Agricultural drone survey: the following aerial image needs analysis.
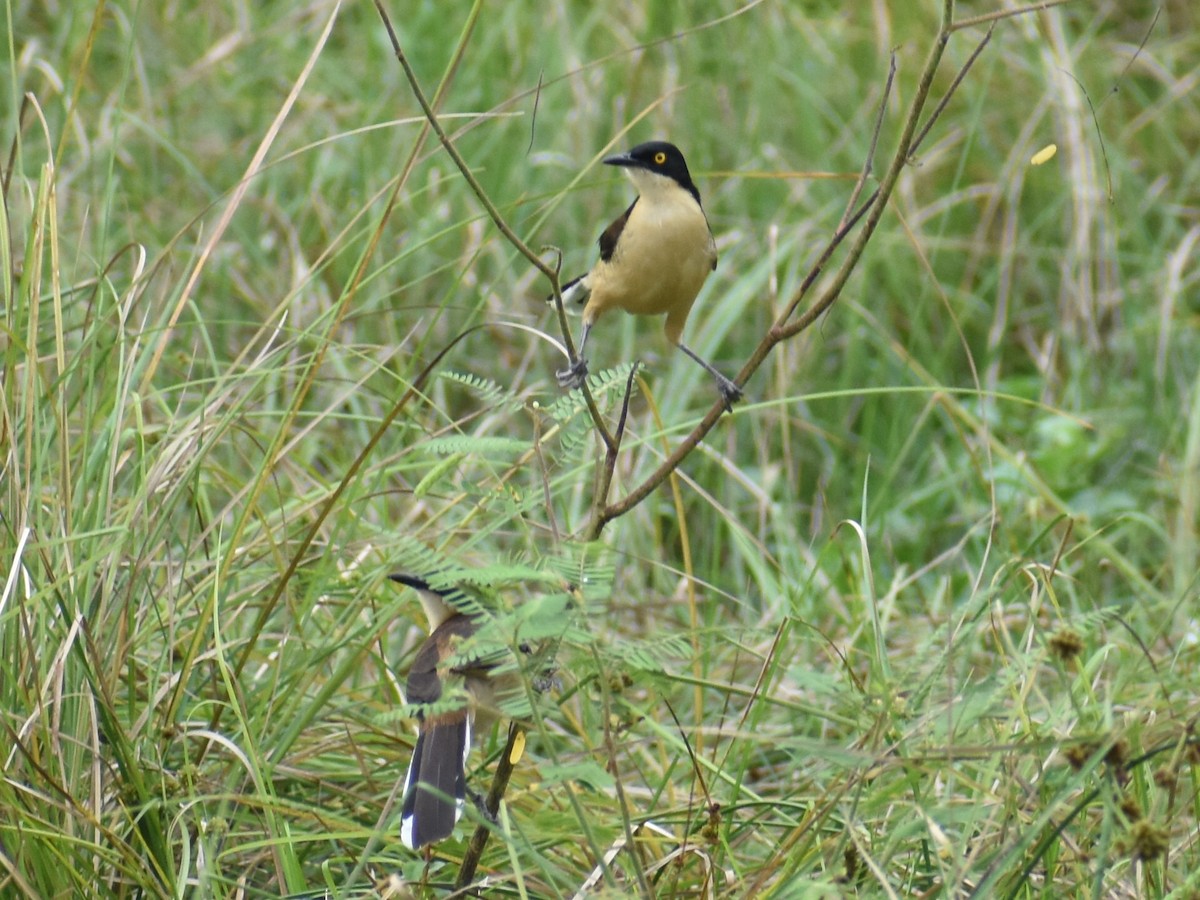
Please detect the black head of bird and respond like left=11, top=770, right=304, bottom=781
left=551, top=140, right=742, bottom=411
left=602, top=140, right=702, bottom=204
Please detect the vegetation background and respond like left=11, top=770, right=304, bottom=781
left=3, top=0, right=1198, bottom=896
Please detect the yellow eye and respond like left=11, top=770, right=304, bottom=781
left=654, top=151, right=667, bottom=164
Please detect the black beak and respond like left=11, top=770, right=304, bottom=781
left=389, top=573, right=430, bottom=591
left=602, top=150, right=638, bottom=169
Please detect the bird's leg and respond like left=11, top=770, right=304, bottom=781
left=517, top=639, right=561, bottom=692
left=466, top=785, right=499, bottom=825
left=678, top=341, right=743, bottom=413
left=556, top=322, right=591, bottom=389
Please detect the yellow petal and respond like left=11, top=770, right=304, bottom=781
left=1031, top=144, right=1058, bottom=166
left=509, top=729, right=527, bottom=764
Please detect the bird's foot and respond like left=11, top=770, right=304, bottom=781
left=532, top=667, right=561, bottom=694
left=556, top=356, right=589, bottom=389
left=714, top=375, right=743, bottom=413
left=467, top=787, right=499, bottom=825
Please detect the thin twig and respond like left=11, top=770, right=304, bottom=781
left=455, top=722, right=525, bottom=890
left=527, top=69, right=544, bottom=154
left=1110, top=7, right=1160, bottom=96
left=783, top=0, right=956, bottom=340
left=592, top=645, right=653, bottom=898
left=587, top=364, right=640, bottom=534
left=223, top=2, right=472, bottom=691
left=546, top=261, right=618, bottom=452
left=950, top=0, right=1075, bottom=32
left=782, top=46, right=902, bottom=329
left=374, top=0, right=616, bottom=449
left=374, top=2, right=552, bottom=283
left=201, top=4, right=384, bottom=741
left=839, top=51, right=896, bottom=233
left=598, top=0, right=968, bottom=532
left=911, top=24, right=995, bottom=157
left=1057, top=67, right=1114, bottom=202
left=232, top=325, right=495, bottom=683
left=663, top=699, right=713, bottom=841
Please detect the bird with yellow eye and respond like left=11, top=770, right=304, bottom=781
left=551, top=140, right=742, bottom=412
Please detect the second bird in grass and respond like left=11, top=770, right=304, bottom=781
left=552, top=141, right=742, bottom=411
left=391, top=573, right=512, bottom=850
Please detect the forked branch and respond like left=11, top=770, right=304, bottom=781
left=596, top=0, right=986, bottom=533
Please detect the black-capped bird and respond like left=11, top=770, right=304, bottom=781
left=390, top=573, right=512, bottom=850
left=552, top=140, right=742, bottom=411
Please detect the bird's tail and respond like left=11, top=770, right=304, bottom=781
left=400, top=716, right=472, bottom=849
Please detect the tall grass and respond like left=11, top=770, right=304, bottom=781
left=3, top=0, right=1198, bottom=896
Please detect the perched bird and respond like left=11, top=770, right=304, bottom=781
left=390, top=573, right=512, bottom=850
left=552, top=140, right=742, bottom=411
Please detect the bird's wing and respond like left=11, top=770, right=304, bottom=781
left=405, top=614, right=483, bottom=709
left=405, top=640, right=446, bottom=707
left=597, top=199, right=638, bottom=262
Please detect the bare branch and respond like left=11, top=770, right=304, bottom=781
left=374, top=0, right=617, bottom=447
left=455, top=723, right=525, bottom=890
left=840, top=51, right=897, bottom=233
left=911, top=24, right=995, bottom=157
left=950, top=0, right=1075, bottom=33
left=600, top=1, right=965, bottom=530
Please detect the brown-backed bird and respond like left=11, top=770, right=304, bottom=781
left=390, top=573, right=511, bottom=849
